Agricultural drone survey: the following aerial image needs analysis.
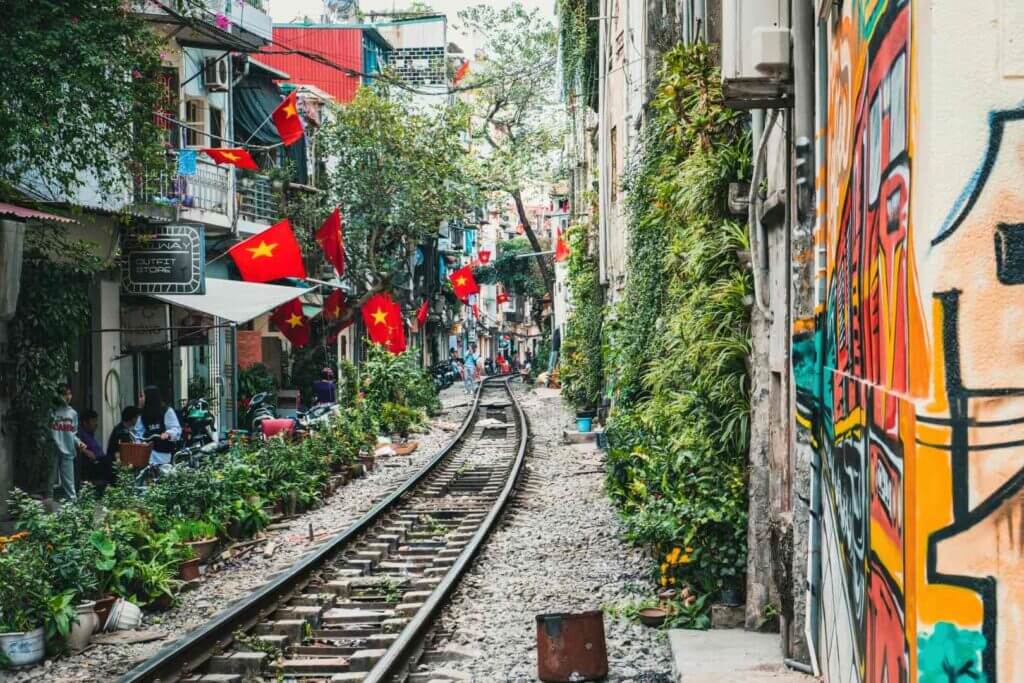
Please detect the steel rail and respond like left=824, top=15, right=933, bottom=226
left=118, top=378, right=492, bottom=683
left=363, top=376, right=529, bottom=681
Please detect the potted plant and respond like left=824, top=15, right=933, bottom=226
left=177, top=545, right=200, bottom=582
left=172, top=520, right=218, bottom=563
left=0, top=538, right=48, bottom=668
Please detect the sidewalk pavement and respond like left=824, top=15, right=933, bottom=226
left=668, top=629, right=818, bottom=683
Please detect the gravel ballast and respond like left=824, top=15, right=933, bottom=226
left=417, top=382, right=673, bottom=682
left=9, top=387, right=471, bottom=683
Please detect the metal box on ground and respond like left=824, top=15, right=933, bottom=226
left=536, top=611, right=608, bottom=682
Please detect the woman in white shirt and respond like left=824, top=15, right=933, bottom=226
left=133, top=385, right=182, bottom=465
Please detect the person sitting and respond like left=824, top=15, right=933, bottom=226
left=312, top=367, right=336, bottom=406
left=106, top=406, right=139, bottom=464
left=133, top=385, right=181, bottom=465
left=78, top=409, right=114, bottom=495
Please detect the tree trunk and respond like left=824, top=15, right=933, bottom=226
left=511, top=189, right=554, bottom=300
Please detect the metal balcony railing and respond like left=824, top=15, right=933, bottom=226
left=237, top=174, right=276, bottom=224
left=135, top=158, right=232, bottom=216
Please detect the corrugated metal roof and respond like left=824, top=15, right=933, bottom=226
left=0, top=202, right=76, bottom=224
left=260, top=27, right=364, bottom=103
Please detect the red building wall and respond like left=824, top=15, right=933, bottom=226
left=260, top=27, right=363, bottom=102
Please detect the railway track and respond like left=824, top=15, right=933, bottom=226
left=119, top=378, right=528, bottom=683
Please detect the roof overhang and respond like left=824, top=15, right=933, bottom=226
left=149, top=278, right=315, bottom=324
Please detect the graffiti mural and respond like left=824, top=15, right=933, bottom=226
left=804, top=0, right=1024, bottom=680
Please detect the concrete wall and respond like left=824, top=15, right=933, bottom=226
left=800, top=1, right=1024, bottom=680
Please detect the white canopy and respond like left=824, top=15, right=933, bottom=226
left=150, top=278, right=315, bottom=324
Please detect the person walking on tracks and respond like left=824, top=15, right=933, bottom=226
left=462, top=343, right=480, bottom=395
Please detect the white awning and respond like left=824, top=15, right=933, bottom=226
left=150, top=278, right=315, bottom=324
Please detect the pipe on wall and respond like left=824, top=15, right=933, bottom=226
left=747, top=108, right=776, bottom=320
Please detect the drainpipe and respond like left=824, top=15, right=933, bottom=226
left=748, top=109, right=775, bottom=319
left=596, top=0, right=609, bottom=286
left=802, top=0, right=825, bottom=674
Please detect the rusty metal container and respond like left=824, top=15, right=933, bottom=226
left=536, top=611, right=609, bottom=682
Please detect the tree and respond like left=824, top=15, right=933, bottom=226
left=317, top=87, right=480, bottom=323
left=0, top=0, right=164, bottom=198
left=457, top=3, right=563, bottom=300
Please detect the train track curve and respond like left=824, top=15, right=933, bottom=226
left=118, top=377, right=528, bottom=683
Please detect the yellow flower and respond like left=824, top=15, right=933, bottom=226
left=666, top=547, right=681, bottom=564
left=660, top=562, right=669, bottom=575
left=678, top=554, right=691, bottom=564
left=660, top=576, right=668, bottom=587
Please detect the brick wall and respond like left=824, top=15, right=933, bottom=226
left=237, top=329, right=263, bottom=368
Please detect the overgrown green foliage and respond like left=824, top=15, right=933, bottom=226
left=560, top=221, right=604, bottom=411
left=239, top=363, right=277, bottom=402
left=361, top=343, right=441, bottom=417
left=473, top=238, right=546, bottom=298
left=8, top=228, right=105, bottom=492
left=0, top=0, right=164, bottom=197
left=603, top=43, right=752, bottom=595
left=556, top=0, right=599, bottom=109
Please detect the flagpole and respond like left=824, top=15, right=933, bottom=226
left=304, top=277, right=345, bottom=290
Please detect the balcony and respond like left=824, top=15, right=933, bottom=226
left=133, top=1, right=272, bottom=51
left=237, top=174, right=277, bottom=233
left=134, top=158, right=233, bottom=230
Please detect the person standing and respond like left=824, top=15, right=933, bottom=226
left=462, top=343, right=479, bottom=395
left=133, top=385, right=181, bottom=465
left=77, top=409, right=114, bottom=495
left=50, top=383, right=85, bottom=500
left=312, top=367, right=336, bottom=406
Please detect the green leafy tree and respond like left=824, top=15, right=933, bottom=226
left=457, top=3, right=563, bottom=299
left=317, top=87, right=480, bottom=321
left=474, top=237, right=546, bottom=299
left=560, top=222, right=604, bottom=410
left=0, top=0, right=164, bottom=197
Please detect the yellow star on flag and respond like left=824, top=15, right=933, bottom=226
left=222, top=151, right=240, bottom=162
left=247, top=241, right=278, bottom=259
left=330, top=305, right=340, bottom=317
left=371, top=308, right=388, bottom=325
left=286, top=313, right=303, bottom=328
left=283, top=102, right=297, bottom=118
left=455, top=276, right=467, bottom=286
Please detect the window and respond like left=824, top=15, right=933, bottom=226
left=609, top=126, right=618, bottom=203
left=209, top=106, right=223, bottom=148
left=184, top=99, right=205, bottom=148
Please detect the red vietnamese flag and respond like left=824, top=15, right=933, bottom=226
left=416, top=300, right=429, bottom=327
left=270, top=298, right=310, bottom=348
left=203, top=147, right=259, bottom=172
left=448, top=265, right=479, bottom=302
left=497, top=291, right=509, bottom=305
left=477, top=249, right=491, bottom=264
left=453, top=60, right=470, bottom=85
left=555, top=228, right=570, bottom=262
left=362, top=291, right=401, bottom=347
left=471, top=303, right=479, bottom=319
left=272, top=91, right=304, bottom=146
left=323, top=289, right=346, bottom=321
left=316, top=208, right=345, bottom=276
left=228, top=219, right=307, bottom=282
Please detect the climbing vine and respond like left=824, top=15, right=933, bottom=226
left=559, top=220, right=603, bottom=411
left=556, top=0, right=599, bottom=109
left=7, top=227, right=106, bottom=491
left=603, top=43, right=753, bottom=595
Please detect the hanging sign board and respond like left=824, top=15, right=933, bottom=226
left=122, top=224, right=206, bottom=295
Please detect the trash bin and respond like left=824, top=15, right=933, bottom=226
left=536, top=611, right=608, bottom=682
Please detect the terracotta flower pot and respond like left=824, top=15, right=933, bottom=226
left=93, top=595, right=117, bottom=629
left=186, top=537, right=218, bottom=563
left=178, top=558, right=201, bottom=581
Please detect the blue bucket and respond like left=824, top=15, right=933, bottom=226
left=576, top=417, right=592, bottom=433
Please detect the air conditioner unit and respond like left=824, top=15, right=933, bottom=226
left=721, top=0, right=792, bottom=109
left=204, top=57, right=230, bottom=92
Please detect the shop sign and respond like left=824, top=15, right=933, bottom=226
left=122, top=224, right=206, bottom=295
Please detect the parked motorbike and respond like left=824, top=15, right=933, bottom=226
left=244, top=391, right=277, bottom=436
left=179, top=397, right=218, bottom=448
